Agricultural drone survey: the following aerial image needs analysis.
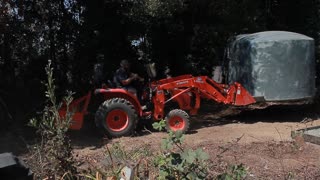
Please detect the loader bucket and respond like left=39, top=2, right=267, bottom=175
left=233, top=83, right=256, bottom=106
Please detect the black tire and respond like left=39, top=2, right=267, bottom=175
left=95, top=98, right=138, bottom=138
left=165, top=109, right=190, bottom=133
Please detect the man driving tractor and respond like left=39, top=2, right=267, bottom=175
left=113, top=60, right=144, bottom=97
left=60, top=59, right=256, bottom=138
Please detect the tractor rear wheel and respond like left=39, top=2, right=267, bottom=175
left=95, top=98, right=138, bottom=137
left=165, top=109, right=190, bottom=133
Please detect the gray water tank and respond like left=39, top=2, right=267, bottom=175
left=227, top=31, right=315, bottom=101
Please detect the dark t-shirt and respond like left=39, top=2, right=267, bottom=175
left=114, top=68, right=130, bottom=87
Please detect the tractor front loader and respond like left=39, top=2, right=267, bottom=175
left=59, top=74, right=256, bottom=137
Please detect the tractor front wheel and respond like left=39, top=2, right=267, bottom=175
left=165, top=109, right=190, bottom=133
left=95, top=98, right=138, bottom=137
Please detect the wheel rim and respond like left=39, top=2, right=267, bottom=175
left=106, top=109, right=129, bottom=132
left=168, top=116, right=185, bottom=131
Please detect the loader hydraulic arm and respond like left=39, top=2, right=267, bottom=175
left=151, top=75, right=255, bottom=120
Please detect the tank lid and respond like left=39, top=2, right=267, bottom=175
left=235, top=31, right=314, bottom=43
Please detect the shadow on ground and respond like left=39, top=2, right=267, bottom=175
left=191, top=103, right=319, bottom=130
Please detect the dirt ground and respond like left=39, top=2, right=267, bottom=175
left=68, top=105, right=320, bottom=179
left=2, top=104, right=320, bottom=179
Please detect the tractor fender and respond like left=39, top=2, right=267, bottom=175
left=94, top=88, right=143, bottom=117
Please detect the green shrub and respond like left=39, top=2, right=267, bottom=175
left=217, top=164, right=247, bottom=180
left=153, top=120, right=209, bottom=180
left=28, top=60, right=76, bottom=179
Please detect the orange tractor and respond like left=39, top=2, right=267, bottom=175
left=59, top=69, right=256, bottom=137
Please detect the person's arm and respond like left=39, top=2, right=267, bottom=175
left=117, top=70, right=138, bottom=85
left=121, top=75, right=136, bottom=85
left=116, top=70, right=143, bottom=86
left=137, top=76, right=144, bottom=82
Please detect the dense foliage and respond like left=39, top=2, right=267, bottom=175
left=1, top=0, right=320, bottom=121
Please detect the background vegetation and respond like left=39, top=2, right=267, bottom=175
left=1, top=0, right=320, bottom=125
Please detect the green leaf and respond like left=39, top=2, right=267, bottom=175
left=156, top=157, right=166, bottom=166
left=152, top=119, right=166, bottom=131
left=152, top=122, right=162, bottom=131
left=28, top=118, right=38, bottom=128
left=217, top=173, right=232, bottom=180
left=187, top=172, right=197, bottom=179
left=159, top=169, right=169, bottom=179
left=175, top=130, right=184, bottom=139
left=182, top=149, right=196, bottom=164
left=161, top=139, right=173, bottom=150
left=176, top=163, right=184, bottom=172
left=195, top=148, right=209, bottom=160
